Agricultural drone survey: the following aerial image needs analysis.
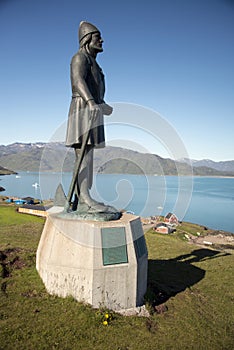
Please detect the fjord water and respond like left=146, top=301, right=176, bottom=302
left=0, top=172, right=233, bottom=233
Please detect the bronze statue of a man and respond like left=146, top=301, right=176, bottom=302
left=65, top=21, right=120, bottom=219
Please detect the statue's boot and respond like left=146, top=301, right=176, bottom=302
left=78, top=193, right=118, bottom=214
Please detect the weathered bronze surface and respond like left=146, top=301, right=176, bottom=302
left=64, top=21, right=121, bottom=221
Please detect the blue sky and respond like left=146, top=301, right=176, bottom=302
left=0, top=0, right=233, bottom=161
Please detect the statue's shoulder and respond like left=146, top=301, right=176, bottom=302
left=71, top=51, right=92, bottom=66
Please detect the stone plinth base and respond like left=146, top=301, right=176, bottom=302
left=36, top=212, right=148, bottom=310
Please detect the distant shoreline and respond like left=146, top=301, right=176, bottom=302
left=1, top=171, right=234, bottom=178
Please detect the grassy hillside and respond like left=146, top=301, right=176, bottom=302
left=0, top=206, right=233, bottom=349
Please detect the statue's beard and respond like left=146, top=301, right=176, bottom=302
left=85, top=44, right=103, bottom=57
left=94, top=45, right=103, bottom=52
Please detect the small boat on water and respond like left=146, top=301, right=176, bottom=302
left=32, top=182, right=39, bottom=188
left=15, top=175, right=21, bottom=178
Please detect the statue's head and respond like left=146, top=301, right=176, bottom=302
left=79, top=21, right=103, bottom=53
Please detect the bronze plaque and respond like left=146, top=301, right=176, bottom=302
left=101, top=227, right=128, bottom=266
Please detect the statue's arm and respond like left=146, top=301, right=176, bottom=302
left=71, top=54, right=94, bottom=102
left=71, top=53, right=112, bottom=117
left=71, top=53, right=102, bottom=119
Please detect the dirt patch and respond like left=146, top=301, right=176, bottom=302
left=192, top=233, right=234, bottom=246
left=142, top=220, right=234, bottom=253
left=188, top=232, right=234, bottom=252
left=0, top=248, right=26, bottom=273
left=0, top=247, right=27, bottom=295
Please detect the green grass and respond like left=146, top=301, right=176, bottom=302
left=0, top=205, right=233, bottom=350
left=0, top=205, right=43, bottom=226
left=0, top=206, right=44, bottom=250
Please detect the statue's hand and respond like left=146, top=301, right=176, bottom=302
left=87, top=99, right=102, bottom=121
left=101, top=103, right=113, bottom=116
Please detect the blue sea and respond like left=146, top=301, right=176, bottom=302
left=0, top=172, right=234, bottom=233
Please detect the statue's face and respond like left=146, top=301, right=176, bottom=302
left=89, top=32, right=103, bottom=53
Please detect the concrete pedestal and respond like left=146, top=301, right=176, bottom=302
left=36, top=212, right=148, bottom=311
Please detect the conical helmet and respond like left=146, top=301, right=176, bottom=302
left=78, top=21, right=100, bottom=42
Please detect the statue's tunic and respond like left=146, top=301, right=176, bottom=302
left=65, top=50, right=105, bottom=148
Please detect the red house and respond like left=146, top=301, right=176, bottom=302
left=164, top=212, right=179, bottom=226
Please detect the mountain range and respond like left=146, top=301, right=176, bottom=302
left=181, top=158, right=234, bottom=173
left=0, top=142, right=234, bottom=177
